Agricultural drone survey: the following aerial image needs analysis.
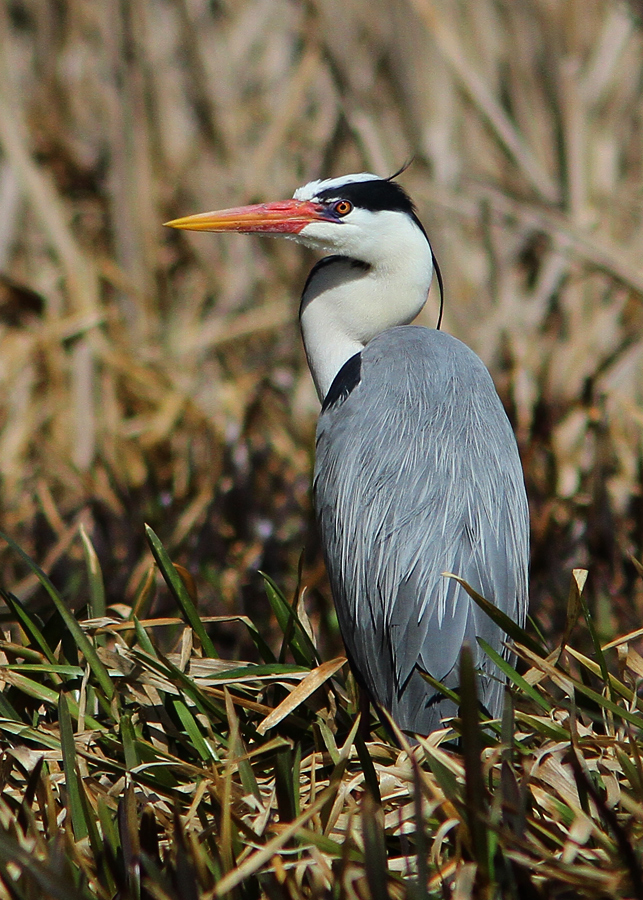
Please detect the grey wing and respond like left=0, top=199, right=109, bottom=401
left=314, top=328, right=529, bottom=734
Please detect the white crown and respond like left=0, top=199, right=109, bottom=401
left=293, top=173, right=381, bottom=201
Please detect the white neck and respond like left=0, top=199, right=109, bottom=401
left=298, top=212, right=434, bottom=400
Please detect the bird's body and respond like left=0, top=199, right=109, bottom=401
left=167, top=171, right=529, bottom=736
left=315, top=326, right=528, bottom=733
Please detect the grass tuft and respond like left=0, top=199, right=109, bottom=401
left=0, top=532, right=641, bottom=898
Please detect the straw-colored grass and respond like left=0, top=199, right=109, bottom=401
left=1, top=1, right=643, bottom=896
left=0, top=530, right=642, bottom=899
left=0, top=1, right=642, bottom=632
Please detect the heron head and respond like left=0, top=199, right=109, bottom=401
left=165, top=172, right=430, bottom=269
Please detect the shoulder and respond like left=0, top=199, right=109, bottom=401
left=317, top=325, right=515, bottom=451
left=364, top=326, right=490, bottom=375
left=358, top=325, right=499, bottom=409
left=318, top=326, right=498, bottom=417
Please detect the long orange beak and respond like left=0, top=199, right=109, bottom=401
left=164, top=200, right=327, bottom=235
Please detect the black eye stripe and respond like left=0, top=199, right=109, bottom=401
left=316, top=179, right=416, bottom=215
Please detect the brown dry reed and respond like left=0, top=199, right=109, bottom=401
left=0, top=531, right=642, bottom=899
left=0, top=0, right=642, bottom=632
left=1, top=2, right=643, bottom=894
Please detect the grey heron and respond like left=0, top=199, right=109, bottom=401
left=166, top=172, right=529, bottom=736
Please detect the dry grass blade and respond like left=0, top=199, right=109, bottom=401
left=256, top=657, right=346, bottom=735
left=408, top=0, right=559, bottom=202
left=0, top=83, right=98, bottom=316
left=213, top=787, right=334, bottom=897
left=558, top=568, right=588, bottom=660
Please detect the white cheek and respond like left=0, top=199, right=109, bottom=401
left=298, top=221, right=350, bottom=250
left=298, top=214, right=379, bottom=259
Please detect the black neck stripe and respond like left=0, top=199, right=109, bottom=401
left=321, top=352, right=362, bottom=412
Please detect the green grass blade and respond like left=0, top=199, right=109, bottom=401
left=513, top=712, right=569, bottom=740
left=421, top=745, right=460, bottom=804
left=133, top=616, right=158, bottom=656
left=118, top=781, right=141, bottom=899
left=274, top=745, right=297, bottom=823
left=459, top=644, right=490, bottom=885
left=443, top=572, right=546, bottom=656
left=145, top=525, right=218, bottom=658
left=577, top=578, right=612, bottom=700
left=566, top=646, right=643, bottom=714
left=361, top=791, right=389, bottom=900
left=418, top=669, right=460, bottom=705
left=0, top=588, right=58, bottom=666
left=79, top=523, right=106, bottom=619
left=573, top=677, right=643, bottom=730
left=2, top=672, right=103, bottom=730
left=617, top=748, right=643, bottom=799
left=411, top=759, right=430, bottom=900
left=354, top=729, right=381, bottom=804
left=3, top=671, right=60, bottom=706
left=207, top=661, right=309, bottom=680
left=238, top=616, right=276, bottom=664
left=95, top=796, right=119, bottom=895
left=0, top=530, right=114, bottom=700
left=0, top=720, right=62, bottom=751
left=292, top=741, right=302, bottom=817
left=98, top=794, right=120, bottom=855
left=172, top=808, right=200, bottom=900
left=261, top=571, right=319, bottom=667
left=477, top=638, right=552, bottom=712
left=172, top=697, right=217, bottom=762
left=75, top=764, right=103, bottom=872
left=58, top=692, right=88, bottom=841
left=120, top=712, right=139, bottom=771
left=2, top=664, right=84, bottom=676
left=0, top=692, right=22, bottom=722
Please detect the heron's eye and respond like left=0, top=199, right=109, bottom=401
left=333, top=200, right=353, bottom=217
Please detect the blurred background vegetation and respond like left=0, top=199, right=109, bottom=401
left=1, top=0, right=643, bottom=657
